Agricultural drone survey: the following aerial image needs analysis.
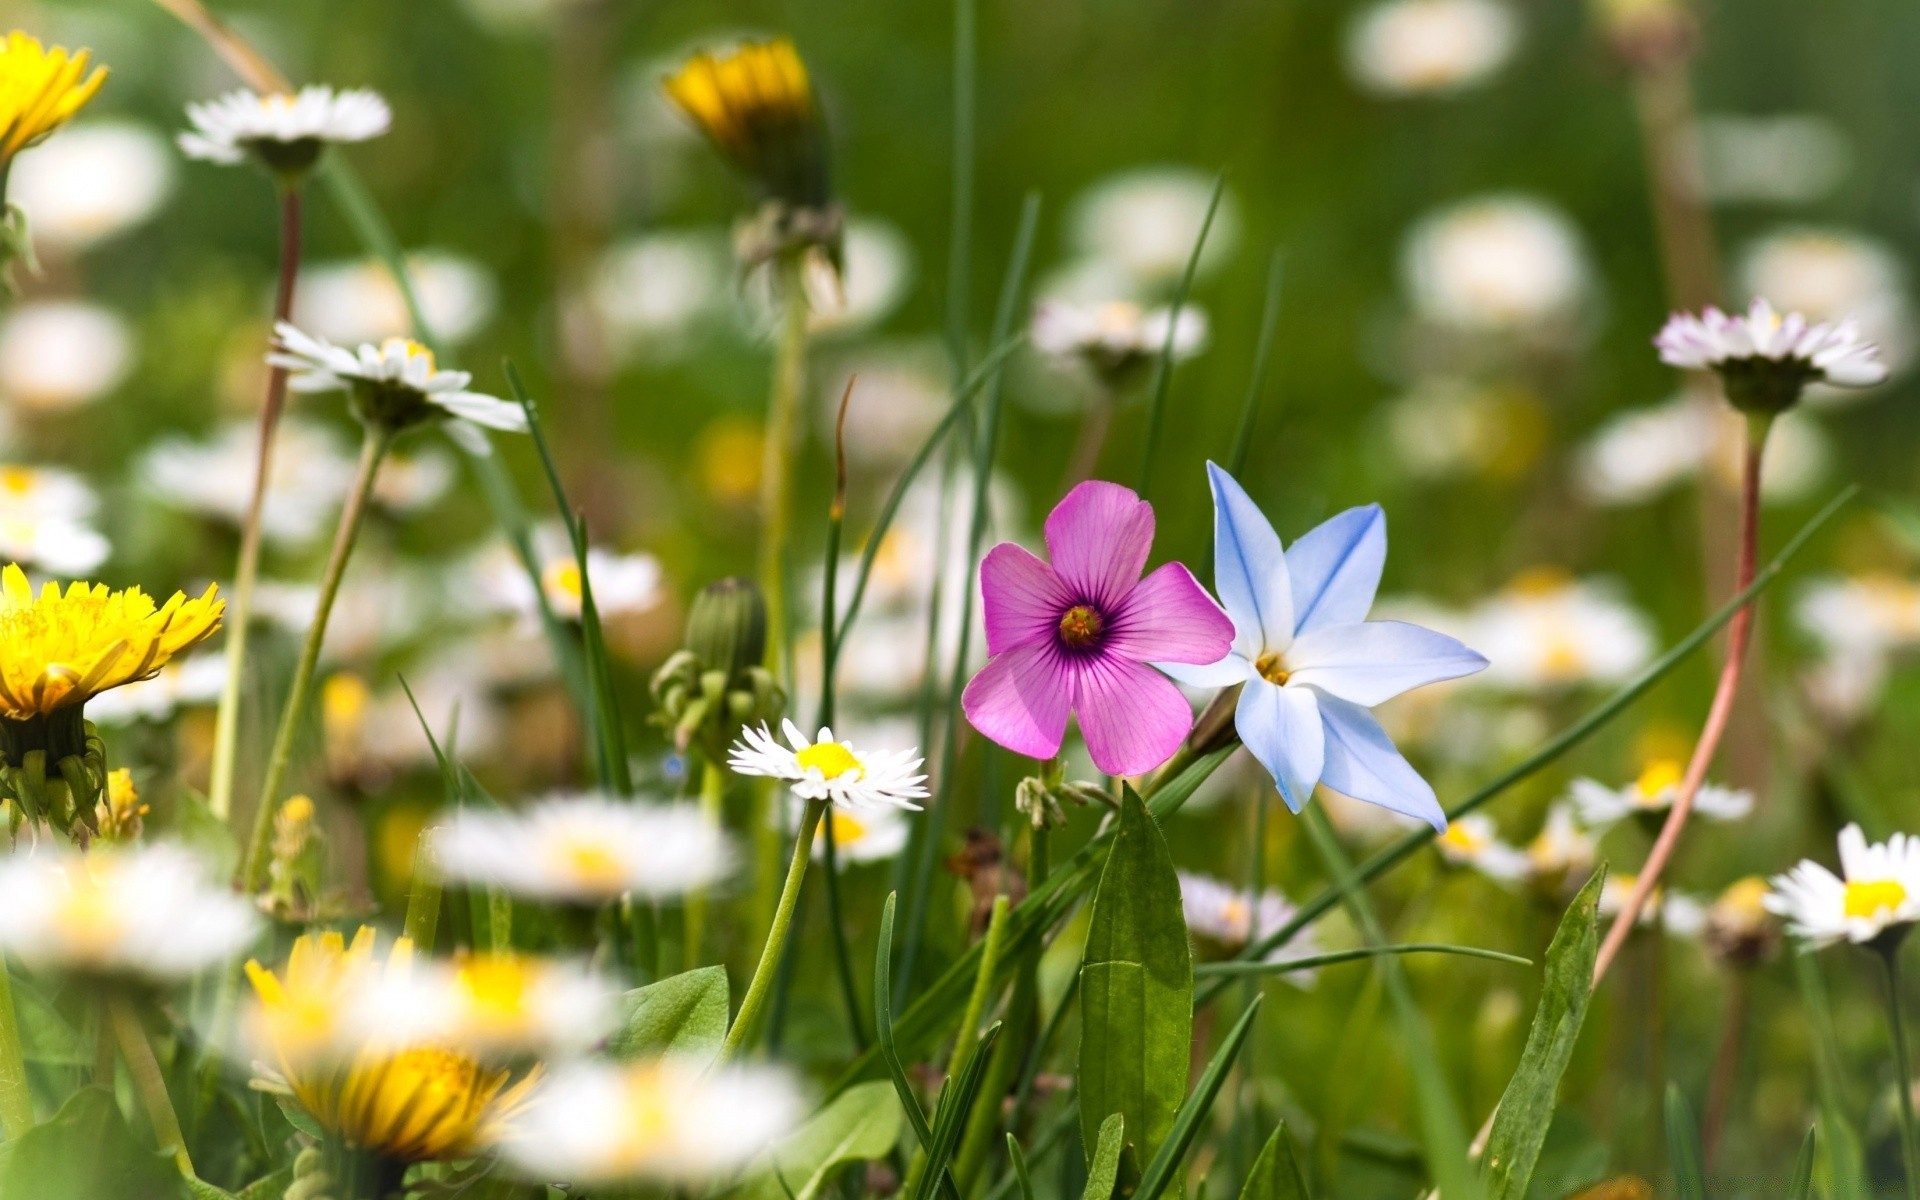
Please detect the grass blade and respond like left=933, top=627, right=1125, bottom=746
left=911, top=1023, right=1003, bottom=1200
left=1239, top=1122, right=1310, bottom=1200
left=1204, top=483, right=1858, bottom=1005
left=1665, top=1084, right=1707, bottom=1200
left=1788, top=1125, right=1816, bottom=1199
left=1226, top=249, right=1285, bottom=479
left=1795, top=952, right=1868, bottom=1200
left=1195, top=943, right=1531, bottom=978
left=1133, top=996, right=1263, bottom=1200
left=1136, top=171, right=1224, bottom=500
left=1007, top=1134, right=1035, bottom=1200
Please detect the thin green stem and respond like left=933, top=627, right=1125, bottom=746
left=0, top=968, right=32, bottom=1138
left=759, top=255, right=810, bottom=685
left=1882, top=946, right=1920, bottom=1200
left=108, top=994, right=195, bottom=1179
left=685, top=759, right=726, bottom=966
left=724, top=796, right=825, bottom=1061
left=209, top=181, right=304, bottom=823
left=240, top=425, right=394, bottom=892
left=820, top=810, right=869, bottom=1048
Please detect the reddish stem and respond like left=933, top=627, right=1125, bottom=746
left=1593, top=419, right=1767, bottom=982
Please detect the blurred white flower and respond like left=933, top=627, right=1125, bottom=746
left=1695, top=114, right=1850, bottom=206
left=0, top=301, right=133, bottom=412
left=141, top=418, right=356, bottom=546
left=1467, top=571, right=1656, bottom=691
left=1031, top=300, right=1208, bottom=380
left=371, top=445, right=458, bottom=513
left=1345, top=0, right=1518, bottom=97
left=255, top=560, right=441, bottom=663
left=495, top=1058, right=802, bottom=1186
left=801, top=798, right=909, bottom=864
left=807, top=217, right=915, bottom=335
left=7, top=120, right=174, bottom=251
left=1067, top=166, right=1240, bottom=287
left=1798, top=573, right=1920, bottom=660
left=1435, top=813, right=1533, bottom=882
left=87, top=651, right=227, bottom=725
left=1402, top=194, right=1590, bottom=333
left=730, top=720, right=929, bottom=811
left=179, top=86, right=391, bottom=165
left=1576, top=396, right=1829, bottom=507
left=436, top=795, right=735, bottom=903
left=1767, top=824, right=1920, bottom=948
left=817, top=342, right=949, bottom=467
left=1525, top=804, right=1597, bottom=883
left=0, top=464, right=108, bottom=573
left=1656, top=297, right=1887, bottom=390
left=1736, top=229, right=1915, bottom=383
left=1384, top=380, right=1544, bottom=481
left=593, top=229, right=731, bottom=362
left=1567, top=760, right=1752, bottom=828
left=351, top=952, right=619, bottom=1059
left=1177, top=871, right=1322, bottom=980
left=297, top=253, right=499, bottom=349
left=320, top=658, right=506, bottom=784
left=1600, top=873, right=1707, bottom=937
left=469, top=526, right=665, bottom=625
left=0, top=844, right=258, bottom=980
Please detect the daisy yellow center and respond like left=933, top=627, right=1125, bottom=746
left=52, top=873, right=123, bottom=952
left=1844, top=878, right=1907, bottom=921
left=1540, top=636, right=1582, bottom=680
left=1254, top=651, right=1291, bottom=686
left=1058, top=605, right=1104, bottom=648
left=829, top=811, right=869, bottom=842
left=552, top=837, right=628, bottom=888
left=379, top=337, right=436, bottom=371
left=0, top=467, right=37, bottom=496
left=1220, top=897, right=1250, bottom=932
left=797, top=742, right=863, bottom=781
left=1633, top=760, right=1684, bottom=805
left=609, top=1066, right=677, bottom=1168
left=458, top=956, right=535, bottom=1028
left=1439, top=823, right=1486, bottom=854
left=543, top=559, right=585, bottom=603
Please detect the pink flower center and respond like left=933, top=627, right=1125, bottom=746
left=1057, top=604, right=1104, bottom=648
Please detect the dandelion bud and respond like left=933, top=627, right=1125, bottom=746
left=686, top=577, right=767, bottom=680
left=655, top=579, right=785, bottom=757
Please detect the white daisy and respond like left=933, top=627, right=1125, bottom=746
left=1434, top=813, right=1534, bottom=883
left=1525, top=804, right=1597, bottom=885
left=0, top=844, right=259, bottom=981
left=349, top=952, right=619, bottom=1059
left=1766, top=824, right=1920, bottom=948
left=267, top=323, right=529, bottom=446
left=494, top=1058, right=803, bottom=1186
left=728, top=720, right=929, bottom=811
left=0, top=301, right=133, bottom=412
left=0, top=464, right=108, bottom=573
left=141, top=418, right=357, bottom=546
left=800, top=798, right=909, bottom=865
left=1566, top=761, right=1753, bottom=828
left=471, top=528, right=665, bottom=624
left=1656, top=297, right=1887, bottom=389
left=1177, top=870, right=1323, bottom=981
left=435, top=794, right=735, bottom=903
left=1030, top=300, right=1208, bottom=381
left=1067, top=166, right=1241, bottom=287
left=593, top=230, right=731, bottom=363
left=7, top=120, right=175, bottom=252
left=1737, top=228, right=1913, bottom=382
left=1402, top=194, right=1590, bottom=333
left=1345, top=0, right=1518, bottom=97
left=1466, top=571, right=1657, bottom=691
left=178, top=86, right=391, bottom=167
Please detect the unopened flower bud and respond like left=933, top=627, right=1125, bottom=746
left=687, top=578, right=768, bottom=680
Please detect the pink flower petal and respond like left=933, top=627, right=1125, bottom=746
left=1071, top=655, right=1194, bottom=777
left=962, top=643, right=1072, bottom=761
left=1105, top=562, right=1236, bottom=663
left=979, top=543, right=1073, bottom=656
left=1044, top=480, right=1154, bottom=608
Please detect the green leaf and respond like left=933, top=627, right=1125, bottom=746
left=185, top=1179, right=238, bottom=1200
left=7, top=971, right=85, bottom=1066
left=275, top=1095, right=323, bottom=1141
left=608, top=966, right=730, bottom=1067
left=1664, top=1085, right=1707, bottom=1200
left=730, top=1082, right=904, bottom=1200
left=910, top=1024, right=1003, bottom=1200
left=0, top=1087, right=188, bottom=1199
left=1195, top=944, right=1531, bottom=978
left=1007, top=1134, right=1036, bottom=1200
left=1083, top=1113, right=1127, bottom=1200
left=234, top=1167, right=296, bottom=1200
left=163, top=788, right=239, bottom=882
left=1484, top=868, right=1605, bottom=1200
left=1079, top=787, right=1193, bottom=1170
left=1239, top=1123, right=1310, bottom=1200
left=1134, top=997, right=1262, bottom=1200
left=1788, top=1126, right=1816, bottom=1199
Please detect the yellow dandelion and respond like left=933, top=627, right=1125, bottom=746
left=246, top=927, right=537, bottom=1164
left=663, top=38, right=829, bottom=209
left=0, top=563, right=222, bottom=720
left=0, top=32, right=108, bottom=167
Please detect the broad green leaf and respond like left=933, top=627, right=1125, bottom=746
left=731, top=1081, right=904, bottom=1200
left=235, top=1167, right=296, bottom=1200
left=1079, top=787, right=1192, bottom=1169
left=1240, top=1123, right=1310, bottom=1200
left=276, top=1095, right=323, bottom=1141
left=7, top=971, right=85, bottom=1066
left=1083, top=1113, right=1127, bottom=1200
left=608, top=966, right=730, bottom=1066
left=1484, top=868, right=1605, bottom=1200
left=0, top=1086, right=187, bottom=1199
left=1135, top=997, right=1262, bottom=1200
left=1664, top=1085, right=1706, bottom=1200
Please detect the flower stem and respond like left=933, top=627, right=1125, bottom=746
left=209, top=181, right=304, bottom=823
left=1884, top=946, right=1920, bottom=1200
left=0, top=967, right=33, bottom=1138
left=239, top=425, right=394, bottom=892
left=108, top=994, right=195, bottom=1179
left=1593, top=414, right=1771, bottom=982
left=819, top=807, right=869, bottom=1049
left=722, top=795, right=824, bottom=1062
left=683, top=759, right=725, bottom=968
left=758, top=254, right=810, bottom=684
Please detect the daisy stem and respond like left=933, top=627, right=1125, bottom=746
left=108, top=993, right=195, bottom=1179
left=1881, top=946, right=1920, bottom=1200
left=1592, top=413, right=1772, bottom=982
left=684, top=759, right=725, bottom=967
left=209, top=179, right=304, bottom=824
left=240, top=425, right=395, bottom=893
left=723, top=795, right=825, bottom=1062
left=758, top=253, right=810, bottom=686
left=0, top=967, right=33, bottom=1138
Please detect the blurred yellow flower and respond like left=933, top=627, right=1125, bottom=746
left=0, top=564, right=223, bottom=719
left=0, top=32, right=107, bottom=167
left=664, top=38, right=829, bottom=210
left=246, top=927, right=537, bottom=1164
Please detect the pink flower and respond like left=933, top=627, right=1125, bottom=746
left=962, top=480, right=1235, bottom=776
